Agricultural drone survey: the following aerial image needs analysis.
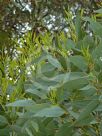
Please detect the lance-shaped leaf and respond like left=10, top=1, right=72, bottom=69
left=6, top=100, right=35, bottom=107
left=34, top=105, right=65, bottom=117
left=75, top=99, right=99, bottom=125
left=47, top=55, right=62, bottom=70
left=70, top=55, right=88, bottom=71
left=55, top=123, right=73, bottom=136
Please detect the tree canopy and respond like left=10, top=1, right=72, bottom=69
left=0, top=0, right=102, bottom=34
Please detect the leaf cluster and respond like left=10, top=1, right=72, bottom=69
left=0, top=8, right=102, bottom=136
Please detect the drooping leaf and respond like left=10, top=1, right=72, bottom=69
left=6, top=100, right=35, bottom=107
left=34, top=105, right=65, bottom=117
left=25, top=88, right=47, bottom=99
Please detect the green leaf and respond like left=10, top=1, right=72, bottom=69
left=95, top=9, right=102, bottom=14
left=0, top=115, right=8, bottom=128
left=10, top=125, right=27, bottom=136
left=6, top=100, right=35, bottom=107
left=75, top=99, right=99, bottom=124
left=89, top=22, right=102, bottom=37
left=0, top=127, right=11, bottom=136
left=55, top=123, right=73, bottom=136
left=70, top=55, right=88, bottom=71
left=75, top=12, right=82, bottom=40
left=34, top=105, right=65, bottom=117
left=80, top=84, right=96, bottom=96
left=66, top=39, right=75, bottom=50
left=41, top=63, right=55, bottom=74
left=76, top=115, right=94, bottom=126
left=100, top=121, right=102, bottom=136
left=47, top=55, right=62, bottom=69
left=25, top=88, right=47, bottom=99
left=23, top=103, right=51, bottom=118
left=58, top=55, right=67, bottom=70
left=49, top=72, right=88, bottom=83
left=84, top=17, right=102, bottom=37
left=92, top=44, right=102, bottom=69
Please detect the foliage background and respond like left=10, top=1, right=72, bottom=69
left=0, top=0, right=102, bottom=136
